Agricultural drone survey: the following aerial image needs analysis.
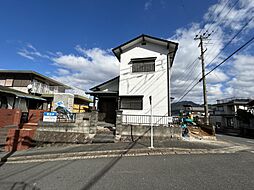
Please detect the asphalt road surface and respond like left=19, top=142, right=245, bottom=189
left=216, top=133, right=254, bottom=148
left=1, top=135, right=254, bottom=190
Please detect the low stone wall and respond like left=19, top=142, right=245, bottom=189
left=34, top=131, right=91, bottom=144
left=34, top=111, right=98, bottom=144
left=117, top=124, right=182, bottom=141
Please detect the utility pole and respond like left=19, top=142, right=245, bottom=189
left=194, top=33, right=211, bottom=125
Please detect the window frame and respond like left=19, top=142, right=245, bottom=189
left=120, top=96, right=143, bottom=110
left=131, top=57, right=156, bottom=73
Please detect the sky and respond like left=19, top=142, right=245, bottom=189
left=0, top=0, right=253, bottom=104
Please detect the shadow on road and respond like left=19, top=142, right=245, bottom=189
left=81, top=129, right=150, bottom=190
left=0, top=129, right=20, bottom=167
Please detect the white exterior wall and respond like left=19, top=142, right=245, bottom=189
left=119, top=43, right=170, bottom=116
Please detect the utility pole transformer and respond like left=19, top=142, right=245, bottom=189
left=194, top=33, right=210, bottom=125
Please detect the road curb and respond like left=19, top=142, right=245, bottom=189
left=1, top=145, right=251, bottom=163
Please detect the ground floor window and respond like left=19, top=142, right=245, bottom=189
left=120, top=96, right=143, bottom=110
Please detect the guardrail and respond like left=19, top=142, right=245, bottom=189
left=122, top=114, right=175, bottom=126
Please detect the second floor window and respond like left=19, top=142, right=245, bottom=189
left=131, top=57, right=156, bottom=73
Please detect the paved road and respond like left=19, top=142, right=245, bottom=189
left=1, top=153, right=254, bottom=189
left=216, top=133, right=254, bottom=149
left=1, top=134, right=254, bottom=190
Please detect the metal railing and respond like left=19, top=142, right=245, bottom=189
left=216, top=97, right=251, bottom=104
left=122, top=114, right=174, bottom=126
left=31, top=81, right=65, bottom=94
left=56, top=113, right=77, bottom=123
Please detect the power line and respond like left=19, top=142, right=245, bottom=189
left=171, top=57, right=199, bottom=82
left=197, top=0, right=224, bottom=35
left=203, top=35, right=254, bottom=80
left=173, top=63, right=200, bottom=98
left=206, top=0, right=240, bottom=35
left=199, top=0, right=241, bottom=61
left=171, top=58, right=199, bottom=90
left=204, top=7, right=253, bottom=64
left=175, top=35, right=254, bottom=103
left=199, top=0, right=232, bottom=35
left=206, top=16, right=254, bottom=69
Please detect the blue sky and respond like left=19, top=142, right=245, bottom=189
left=0, top=0, right=253, bottom=103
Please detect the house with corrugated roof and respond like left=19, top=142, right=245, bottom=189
left=89, top=34, right=178, bottom=125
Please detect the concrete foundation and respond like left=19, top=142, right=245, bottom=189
left=117, top=124, right=181, bottom=141
left=115, top=110, right=181, bottom=141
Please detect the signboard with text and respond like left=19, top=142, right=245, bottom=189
left=43, top=112, right=57, bottom=122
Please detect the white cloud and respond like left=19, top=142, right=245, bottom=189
left=52, top=47, right=119, bottom=90
left=206, top=69, right=229, bottom=83
left=27, top=43, right=37, bottom=51
left=17, top=43, right=50, bottom=60
left=16, top=43, right=119, bottom=91
left=144, top=0, right=152, bottom=10
left=204, top=0, right=254, bottom=31
left=225, top=55, right=254, bottom=99
left=56, top=68, right=70, bottom=75
left=170, top=23, right=226, bottom=103
left=15, top=0, right=253, bottom=104
left=170, top=0, right=254, bottom=104
left=17, top=51, right=34, bottom=60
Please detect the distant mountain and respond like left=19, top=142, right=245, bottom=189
left=171, top=101, right=200, bottom=116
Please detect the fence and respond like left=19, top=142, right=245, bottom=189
left=122, top=114, right=174, bottom=126
left=56, top=113, right=77, bottom=123
left=40, top=112, right=77, bottom=123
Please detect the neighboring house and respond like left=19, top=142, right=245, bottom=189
left=0, top=70, right=69, bottom=95
left=89, top=34, right=178, bottom=123
left=210, top=97, right=251, bottom=129
left=247, top=100, right=254, bottom=115
left=181, top=104, right=206, bottom=122
left=0, top=70, right=92, bottom=113
left=237, top=100, right=254, bottom=136
left=171, top=101, right=201, bottom=116
left=88, top=76, right=119, bottom=123
left=0, top=85, right=47, bottom=128
left=0, top=85, right=46, bottom=111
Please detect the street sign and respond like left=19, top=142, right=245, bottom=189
left=43, top=112, right=57, bottom=122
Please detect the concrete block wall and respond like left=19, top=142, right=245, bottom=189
left=117, top=124, right=181, bottom=141
left=34, top=111, right=98, bottom=144
left=115, top=110, right=181, bottom=141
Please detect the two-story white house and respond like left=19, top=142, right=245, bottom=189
left=89, top=34, right=178, bottom=123
left=113, top=34, right=178, bottom=116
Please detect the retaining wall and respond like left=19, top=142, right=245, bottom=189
left=115, top=110, right=181, bottom=141
left=117, top=124, right=181, bottom=141
left=34, top=111, right=98, bottom=144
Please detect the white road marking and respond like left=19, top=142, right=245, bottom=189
left=250, top=151, right=254, bottom=154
